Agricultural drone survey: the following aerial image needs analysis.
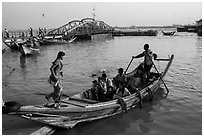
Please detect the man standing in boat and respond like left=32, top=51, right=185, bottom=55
left=29, top=27, right=33, bottom=37
left=45, top=51, right=65, bottom=108
left=4, top=29, right=9, bottom=38
left=132, top=44, right=157, bottom=79
left=82, top=80, right=100, bottom=101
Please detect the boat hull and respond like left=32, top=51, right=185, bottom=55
left=2, top=39, right=24, bottom=51
left=162, top=31, right=175, bottom=36
left=5, top=55, right=174, bottom=129
left=19, top=44, right=40, bottom=55
left=12, top=80, right=161, bottom=129
left=38, top=36, right=76, bottom=45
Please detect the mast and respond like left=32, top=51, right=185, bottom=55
left=92, top=5, right=95, bottom=20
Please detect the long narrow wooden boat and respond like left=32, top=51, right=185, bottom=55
left=3, top=55, right=174, bottom=129
left=19, top=44, right=40, bottom=56
left=114, top=30, right=158, bottom=36
left=2, top=39, right=26, bottom=51
left=162, top=31, right=175, bottom=36
left=16, top=38, right=40, bottom=55
left=38, top=36, right=77, bottom=45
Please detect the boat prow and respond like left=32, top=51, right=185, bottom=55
left=19, top=44, right=40, bottom=55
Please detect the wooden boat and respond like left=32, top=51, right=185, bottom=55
left=115, top=30, right=158, bottom=36
left=3, top=55, right=174, bottom=129
left=18, top=38, right=40, bottom=55
left=38, top=35, right=77, bottom=45
left=19, top=44, right=40, bottom=55
left=2, top=39, right=26, bottom=51
left=197, top=29, right=202, bottom=36
left=177, top=27, right=188, bottom=32
left=162, top=31, right=175, bottom=36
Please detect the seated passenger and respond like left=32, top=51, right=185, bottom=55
left=127, top=68, right=143, bottom=93
left=114, top=82, right=131, bottom=98
left=113, top=68, right=127, bottom=89
left=98, top=73, right=114, bottom=94
left=98, top=73, right=115, bottom=101
left=82, top=80, right=100, bottom=101
left=113, top=82, right=131, bottom=113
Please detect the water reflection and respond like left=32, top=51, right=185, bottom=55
left=19, top=55, right=26, bottom=69
left=19, top=54, right=39, bottom=82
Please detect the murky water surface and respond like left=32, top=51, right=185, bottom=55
left=2, top=31, right=202, bottom=135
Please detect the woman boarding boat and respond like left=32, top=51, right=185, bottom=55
left=2, top=54, right=174, bottom=129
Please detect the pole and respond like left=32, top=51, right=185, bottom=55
left=124, top=58, right=134, bottom=74
left=148, top=54, right=170, bottom=95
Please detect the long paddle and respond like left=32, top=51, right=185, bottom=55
left=124, top=58, right=134, bottom=74
left=147, top=54, right=170, bottom=95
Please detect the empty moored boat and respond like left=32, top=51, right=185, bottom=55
left=162, top=31, right=176, bottom=36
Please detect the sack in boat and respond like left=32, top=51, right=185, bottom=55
left=133, top=77, right=142, bottom=88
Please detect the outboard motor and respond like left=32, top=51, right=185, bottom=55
left=2, top=101, right=21, bottom=114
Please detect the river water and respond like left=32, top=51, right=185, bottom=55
left=2, top=30, right=202, bottom=135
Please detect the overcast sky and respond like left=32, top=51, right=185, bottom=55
left=2, top=2, right=202, bottom=30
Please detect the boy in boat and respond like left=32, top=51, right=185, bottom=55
left=98, top=73, right=114, bottom=101
left=114, top=82, right=131, bottom=98
left=113, top=82, right=131, bottom=113
left=113, top=68, right=127, bottom=90
left=82, top=80, right=100, bottom=101
left=45, top=51, right=65, bottom=108
left=132, top=44, right=157, bottom=80
left=4, top=29, right=9, bottom=38
left=29, top=27, right=33, bottom=37
left=127, top=68, right=143, bottom=93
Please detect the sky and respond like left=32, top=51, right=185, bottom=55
left=2, top=2, right=202, bottom=30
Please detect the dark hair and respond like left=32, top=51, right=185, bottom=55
left=144, top=44, right=149, bottom=50
left=102, top=73, right=107, bottom=78
left=57, top=51, right=65, bottom=58
left=118, top=68, right=123, bottom=73
left=92, top=80, right=98, bottom=83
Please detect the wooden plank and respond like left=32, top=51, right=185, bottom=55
left=61, top=100, right=87, bottom=108
left=69, top=97, right=99, bottom=104
left=31, top=126, right=55, bottom=135
left=155, top=58, right=170, bottom=61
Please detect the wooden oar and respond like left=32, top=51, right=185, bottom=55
left=124, top=58, right=134, bottom=74
left=147, top=54, right=170, bottom=95
left=155, top=58, right=170, bottom=61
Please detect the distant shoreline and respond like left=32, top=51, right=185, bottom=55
left=115, top=25, right=180, bottom=29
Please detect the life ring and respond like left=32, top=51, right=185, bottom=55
left=2, top=101, right=21, bottom=114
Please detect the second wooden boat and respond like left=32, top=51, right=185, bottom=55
left=162, top=31, right=175, bottom=36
